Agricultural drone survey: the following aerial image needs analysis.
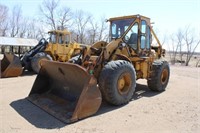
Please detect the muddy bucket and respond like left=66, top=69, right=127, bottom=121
left=0, top=53, right=23, bottom=78
left=27, top=60, right=102, bottom=123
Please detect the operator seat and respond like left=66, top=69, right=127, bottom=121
left=127, top=33, right=137, bottom=49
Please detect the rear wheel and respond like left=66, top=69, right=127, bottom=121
left=31, top=52, right=52, bottom=73
left=147, top=60, right=170, bottom=91
left=99, top=60, right=136, bottom=105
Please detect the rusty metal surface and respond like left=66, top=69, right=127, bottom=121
left=0, top=53, right=23, bottom=78
left=27, top=60, right=102, bottom=123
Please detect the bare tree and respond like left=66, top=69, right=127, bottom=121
left=9, top=5, right=22, bottom=37
left=39, top=0, right=71, bottom=30
left=176, top=29, right=184, bottom=63
left=98, top=16, right=108, bottom=41
left=35, top=27, right=46, bottom=40
left=73, top=10, right=92, bottom=44
left=57, top=7, right=72, bottom=29
left=167, top=28, right=190, bottom=65
left=87, top=18, right=99, bottom=44
left=183, top=26, right=200, bottom=66
left=168, top=34, right=180, bottom=64
left=0, top=4, right=9, bottom=36
left=26, top=19, right=45, bottom=40
left=18, top=18, right=28, bottom=38
left=151, top=29, right=166, bottom=47
left=26, top=19, right=35, bottom=38
left=39, top=0, right=59, bottom=30
left=86, top=16, right=109, bottom=44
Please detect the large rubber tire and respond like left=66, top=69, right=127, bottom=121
left=21, top=55, right=33, bottom=71
left=99, top=60, right=136, bottom=105
left=26, top=62, right=33, bottom=71
left=147, top=60, right=170, bottom=92
left=31, top=52, right=52, bottom=73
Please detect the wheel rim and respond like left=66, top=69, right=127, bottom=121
left=117, top=73, right=131, bottom=95
left=161, top=68, right=168, bottom=85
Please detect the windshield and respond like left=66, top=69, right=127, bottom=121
left=59, top=34, right=70, bottom=44
left=49, top=33, right=56, bottom=44
left=49, top=33, right=70, bottom=44
left=110, top=18, right=135, bottom=40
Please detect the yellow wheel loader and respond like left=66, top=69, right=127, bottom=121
left=0, top=30, right=82, bottom=78
left=27, top=15, right=170, bottom=123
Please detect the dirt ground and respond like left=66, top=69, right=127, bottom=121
left=0, top=65, right=199, bottom=133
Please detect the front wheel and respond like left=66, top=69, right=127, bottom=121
left=99, top=60, right=136, bottom=105
left=31, top=52, right=52, bottom=73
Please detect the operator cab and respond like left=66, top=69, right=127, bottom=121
left=109, top=15, right=151, bottom=54
left=48, top=30, right=71, bottom=45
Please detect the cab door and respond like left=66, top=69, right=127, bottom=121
left=138, top=19, right=151, bottom=78
left=139, top=20, right=151, bottom=56
left=57, top=34, right=65, bottom=54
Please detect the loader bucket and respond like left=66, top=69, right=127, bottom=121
left=27, top=60, right=102, bottom=123
left=0, top=53, right=23, bottom=78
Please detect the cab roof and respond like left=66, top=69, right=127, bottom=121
left=108, top=14, right=150, bottom=21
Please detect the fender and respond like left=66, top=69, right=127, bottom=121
left=115, top=54, right=131, bottom=63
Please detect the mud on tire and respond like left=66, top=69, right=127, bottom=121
left=99, top=60, right=136, bottom=105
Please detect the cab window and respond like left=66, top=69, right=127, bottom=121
left=110, top=18, right=135, bottom=40
left=140, top=20, right=151, bottom=50
left=146, top=26, right=150, bottom=49
left=65, top=35, right=70, bottom=44
left=58, top=34, right=63, bottom=44
left=49, top=33, right=56, bottom=44
left=123, top=23, right=138, bottom=50
left=140, top=20, right=146, bottom=49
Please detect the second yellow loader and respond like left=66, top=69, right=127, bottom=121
left=0, top=30, right=81, bottom=78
